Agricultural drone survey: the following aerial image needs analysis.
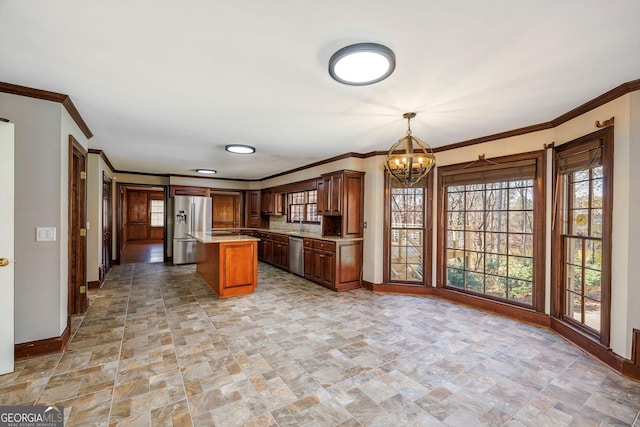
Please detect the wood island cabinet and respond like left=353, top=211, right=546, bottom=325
left=303, top=238, right=362, bottom=291
left=194, top=236, right=259, bottom=298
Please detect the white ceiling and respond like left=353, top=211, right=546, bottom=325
left=1, top=0, right=639, bottom=180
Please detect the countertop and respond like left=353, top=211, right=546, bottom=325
left=215, top=228, right=364, bottom=242
left=186, top=231, right=260, bottom=244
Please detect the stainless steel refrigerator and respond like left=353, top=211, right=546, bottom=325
left=172, top=196, right=212, bottom=264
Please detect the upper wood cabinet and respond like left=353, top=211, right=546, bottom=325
left=170, top=185, right=210, bottom=197
left=260, top=188, right=283, bottom=215
left=319, top=173, right=343, bottom=216
left=211, top=193, right=240, bottom=229
left=245, top=190, right=262, bottom=228
left=260, top=189, right=273, bottom=215
left=318, top=170, right=365, bottom=238
left=247, top=191, right=260, bottom=216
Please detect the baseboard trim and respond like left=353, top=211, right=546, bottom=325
left=88, top=280, right=101, bottom=290
left=549, top=318, right=633, bottom=376
left=365, top=281, right=639, bottom=381
left=15, top=317, right=71, bottom=360
left=622, top=328, right=640, bottom=380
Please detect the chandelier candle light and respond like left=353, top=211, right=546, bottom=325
left=384, top=112, right=436, bottom=187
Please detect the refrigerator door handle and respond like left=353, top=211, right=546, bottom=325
left=191, top=201, right=195, bottom=232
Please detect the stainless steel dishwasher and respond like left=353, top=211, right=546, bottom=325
left=289, top=237, right=304, bottom=277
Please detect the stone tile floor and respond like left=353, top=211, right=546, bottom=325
left=0, top=262, right=638, bottom=426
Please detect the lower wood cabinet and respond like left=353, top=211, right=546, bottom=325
left=256, top=232, right=288, bottom=270
left=304, top=238, right=362, bottom=291
left=245, top=229, right=363, bottom=292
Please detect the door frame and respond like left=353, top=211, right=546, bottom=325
left=101, top=172, right=112, bottom=281
left=115, top=182, right=168, bottom=265
left=68, top=135, right=88, bottom=315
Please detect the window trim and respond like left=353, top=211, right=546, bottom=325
left=149, top=197, right=164, bottom=227
left=551, top=127, right=613, bottom=346
left=286, top=189, right=320, bottom=224
left=383, top=170, right=433, bottom=286
left=436, top=150, right=546, bottom=312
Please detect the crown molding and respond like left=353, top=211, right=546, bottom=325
left=88, top=149, right=115, bottom=172
left=69, top=78, right=640, bottom=181
left=0, top=81, right=93, bottom=139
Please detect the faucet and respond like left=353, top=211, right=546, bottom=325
left=293, top=216, right=304, bottom=233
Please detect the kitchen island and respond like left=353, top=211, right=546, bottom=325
left=187, top=231, right=260, bottom=298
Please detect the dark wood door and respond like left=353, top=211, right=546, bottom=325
left=68, top=136, right=88, bottom=314
left=102, top=173, right=112, bottom=278
left=127, top=190, right=149, bottom=240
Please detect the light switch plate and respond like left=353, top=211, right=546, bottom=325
left=36, top=227, right=56, bottom=242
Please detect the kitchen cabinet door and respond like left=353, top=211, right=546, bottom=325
left=328, top=173, right=343, bottom=215
left=317, top=250, right=335, bottom=288
left=263, top=239, right=274, bottom=263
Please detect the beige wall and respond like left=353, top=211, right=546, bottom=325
left=169, top=175, right=251, bottom=190
left=0, top=93, right=88, bottom=343
left=552, top=94, right=634, bottom=357
left=627, top=91, right=640, bottom=358
left=79, top=92, right=638, bottom=361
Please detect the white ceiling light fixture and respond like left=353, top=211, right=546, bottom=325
left=225, top=144, right=256, bottom=154
left=328, top=42, right=396, bottom=85
left=196, top=169, right=217, bottom=174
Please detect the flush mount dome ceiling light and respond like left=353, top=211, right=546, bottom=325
left=196, top=169, right=217, bottom=174
left=328, top=42, right=396, bottom=85
left=225, top=144, right=256, bottom=154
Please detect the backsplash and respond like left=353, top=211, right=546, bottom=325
left=269, top=215, right=321, bottom=234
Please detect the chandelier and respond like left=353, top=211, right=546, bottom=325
left=384, top=112, right=436, bottom=187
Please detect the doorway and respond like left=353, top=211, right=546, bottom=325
left=68, top=136, right=88, bottom=315
left=116, top=183, right=167, bottom=265
left=102, top=172, right=112, bottom=280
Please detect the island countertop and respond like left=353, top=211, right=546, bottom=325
left=186, top=231, right=260, bottom=244
left=202, top=228, right=364, bottom=242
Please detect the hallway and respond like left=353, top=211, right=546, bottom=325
left=0, top=262, right=638, bottom=426
left=120, top=240, right=164, bottom=264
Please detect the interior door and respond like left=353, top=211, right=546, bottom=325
left=127, top=190, right=149, bottom=240
left=69, top=136, right=88, bottom=314
left=0, top=121, right=15, bottom=374
left=102, top=173, right=112, bottom=277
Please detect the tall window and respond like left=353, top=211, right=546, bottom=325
left=553, top=128, right=612, bottom=345
left=150, top=199, right=164, bottom=227
left=437, top=152, right=545, bottom=311
left=384, top=173, right=432, bottom=285
left=287, top=190, right=319, bottom=223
